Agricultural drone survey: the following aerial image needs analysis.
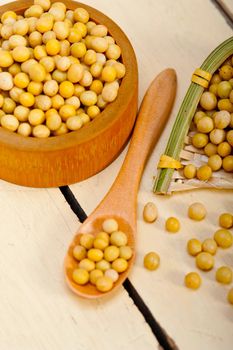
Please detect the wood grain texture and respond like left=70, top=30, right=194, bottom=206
left=0, top=0, right=138, bottom=188
left=65, top=69, right=177, bottom=299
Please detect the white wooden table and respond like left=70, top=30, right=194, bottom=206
left=0, top=1, right=232, bottom=349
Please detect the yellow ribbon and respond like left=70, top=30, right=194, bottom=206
left=191, top=68, right=212, bottom=88
left=158, top=155, right=183, bottom=169
left=191, top=75, right=209, bottom=88
left=193, top=68, right=212, bottom=81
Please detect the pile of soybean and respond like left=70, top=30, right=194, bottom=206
left=184, top=56, right=233, bottom=179
left=0, top=0, right=125, bottom=138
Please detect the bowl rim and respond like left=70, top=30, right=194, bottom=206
left=0, top=0, right=138, bottom=152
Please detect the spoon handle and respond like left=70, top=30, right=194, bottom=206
left=94, top=69, right=177, bottom=220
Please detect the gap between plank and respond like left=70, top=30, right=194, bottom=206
left=211, top=0, right=233, bottom=26
left=59, top=185, right=178, bottom=350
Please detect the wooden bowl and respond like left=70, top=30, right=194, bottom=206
left=0, top=0, right=138, bottom=187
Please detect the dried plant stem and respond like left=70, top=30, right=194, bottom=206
left=154, top=36, right=233, bottom=194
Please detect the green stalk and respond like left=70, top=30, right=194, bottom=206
left=153, top=36, right=233, bottom=194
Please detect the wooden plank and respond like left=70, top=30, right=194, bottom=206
left=0, top=0, right=231, bottom=348
left=69, top=0, right=233, bottom=349
left=0, top=181, right=158, bottom=350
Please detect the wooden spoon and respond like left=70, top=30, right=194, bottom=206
left=64, top=69, right=177, bottom=298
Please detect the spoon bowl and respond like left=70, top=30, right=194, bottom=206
left=65, top=215, right=135, bottom=298
left=64, top=69, right=177, bottom=298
